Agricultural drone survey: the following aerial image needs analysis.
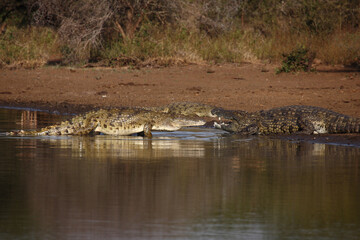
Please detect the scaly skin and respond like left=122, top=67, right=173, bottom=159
left=10, top=102, right=358, bottom=137
left=149, top=102, right=223, bottom=118
left=213, top=105, right=360, bottom=135
left=7, top=107, right=205, bottom=137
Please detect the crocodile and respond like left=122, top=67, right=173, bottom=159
left=213, top=105, right=360, bottom=135
left=7, top=107, right=205, bottom=137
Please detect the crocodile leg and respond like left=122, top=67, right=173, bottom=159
left=295, top=116, right=323, bottom=134
left=143, top=123, right=153, bottom=138
left=242, top=124, right=260, bottom=135
left=71, top=123, right=98, bottom=135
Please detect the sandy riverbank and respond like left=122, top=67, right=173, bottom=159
left=0, top=64, right=359, bottom=117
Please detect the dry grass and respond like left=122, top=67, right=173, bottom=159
left=0, top=26, right=60, bottom=68
left=98, top=26, right=258, bottom=66
left=1, top=24, right=359, bottom=69
left=316, top=32, right=360, bottom=65
left=245, top=29, right=360, bottom=67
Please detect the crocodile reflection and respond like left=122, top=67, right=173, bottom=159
left=44, top=135, right=211, bottom=160
left=43, top=134, right=360, bottom=163
left=2, top=108, right=360, bottom=239
left=15, top=137, right=360, bottom=238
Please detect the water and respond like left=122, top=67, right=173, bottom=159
left=0, top=108, right=359, bottom=240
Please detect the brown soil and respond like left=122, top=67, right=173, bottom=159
left=0, top=64, right=359, bottom=117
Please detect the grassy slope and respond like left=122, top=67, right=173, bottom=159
left=0, top=24, right=359, bottom=68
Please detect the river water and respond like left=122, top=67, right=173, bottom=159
left=0, top=108, right=359, bottom=240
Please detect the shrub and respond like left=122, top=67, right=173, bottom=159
left=276, top=46, right=315, bottom=74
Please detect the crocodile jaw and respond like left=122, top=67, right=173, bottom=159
left=152, top=119, right=206, bottom=131
left=94, top=125, right=145, bottom=135
left=213, top=122, right=224, bottom=129
left=94, top=119, right=205, bottom=135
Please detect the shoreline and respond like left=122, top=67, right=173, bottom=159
left=1, top=64, right=359, bottom=116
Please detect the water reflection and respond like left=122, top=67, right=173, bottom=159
left=0, top=108, right=360, bottom=239
left=0, top=108, right=63, bottom=132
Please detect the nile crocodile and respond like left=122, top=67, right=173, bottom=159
left=7, top=107, right=205, bottom=137
left=213, top=105, right=360, bottom=135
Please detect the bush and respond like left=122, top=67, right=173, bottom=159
left=276, top=46, right=315, bottom=74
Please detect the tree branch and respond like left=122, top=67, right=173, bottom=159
left=114, top=20, right=128, bottom=41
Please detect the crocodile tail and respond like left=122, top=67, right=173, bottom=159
left=6, top=129, right=38, bottom=136
left=7, top=124, right=71, bottom=136
left=328, top=117, right=360, bottom=133
left=345, top=118, right=360, bottom=133
left=7, top=121, right=97, bottom=136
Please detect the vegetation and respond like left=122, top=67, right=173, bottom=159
left=276, top=46, right=315, bottom=74
left=0, top=0, right=360, bottom=69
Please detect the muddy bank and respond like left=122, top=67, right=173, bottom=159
left=274, top=134, right=360, bottom=147
left=0, top=64, right=359, bottom=116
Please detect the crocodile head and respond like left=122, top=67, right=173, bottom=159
left=211, top=108, right=248, bottom=120
left=156, top=102, right=221, bottom=118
